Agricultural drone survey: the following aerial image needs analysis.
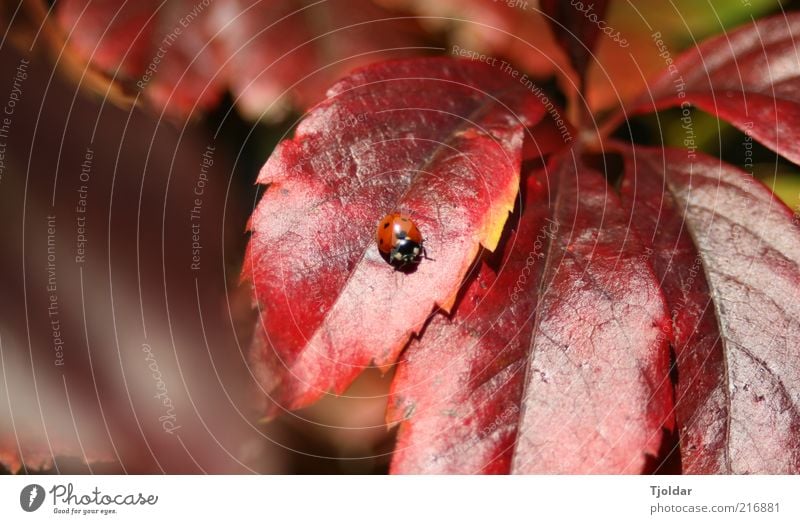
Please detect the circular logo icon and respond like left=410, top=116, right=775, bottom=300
left=20, top=484, right=45, bottom=512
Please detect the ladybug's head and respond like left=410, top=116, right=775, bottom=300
left=390, top=239, right=422, bottom=265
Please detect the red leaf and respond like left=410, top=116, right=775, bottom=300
left=244, top=57, right=545, bottom=415
left=506, top=152, right=673, bottom=473
left=57, top=0, right=225, bottom=114
left=618, top=144, right=800, bottom=473
left=522, top=111, right=577, bottom=161
left=628, top=13, right=800, bottom=165
left=55, top=0, right=427, bottom=119
left=56, top=0, right=158, bottom=78
left=388, top=151, right=674, bottom=473
left=212, top=0, right=428, bottom=119
left=388, top=171, right=550, bottom=474
left=540, top=0, right=610, bottom=84
left=380, top=0, right=566, bottom=83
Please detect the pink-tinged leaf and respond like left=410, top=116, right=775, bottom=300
left=628, top=13, right=800, bottom=165
left=540, top=0, right=610, bottom=84
left=56, top=0, right=159, bottom=78
left=522, top=112, right=577, bottom=161
left=617, top=145, right=721, bottom=474
left=388, top=151, right=674, bottom=474
left=619, top=144, right=800, bottom=473
left=55, top=0, right=428, bottom=119
left=379, top=0, right=566, bottom=83
left=57, top=0, right=224, bottom=116
left=512, top=151, right=673, bottom=474
left=388, top=172, right=551, bottom=474
left=244, top=58, right=545, bottom=416
left=211, top=0, right=428, bottom=119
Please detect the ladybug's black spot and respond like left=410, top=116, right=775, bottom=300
left=383, top=222, right=390, bottom=229
left=379, top=238, right=384, bottom=244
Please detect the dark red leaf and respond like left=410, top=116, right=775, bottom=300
left=55, top=0, right=427, bottom=119
left=212, top=0, right=428, bottom=119
left=381, top=0, right=566, bottom=82
left=244, top=57, right=545, bottom=416
left=512, top=151, right=673, bottom=473
left=522, top=112, right=577, bottom=161
left=627, top=13, right=800, bottom=165
left=388, top=151, right=674, bottom=473
left=56, top=0, right=158, bottom=77
left=388, top=171, right=550, bottom=474
left=57, top=0, right=224, bottom=115
left=618, top=144, right=800, bottom=473
left=540, top=0, right=610, bottom=85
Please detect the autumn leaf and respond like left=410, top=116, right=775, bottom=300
left=56, top=0, right=160, bottom=78
left=389, top=151, right=675, bottom=474
left=624, top=12, right=800, bottom=165
left=55, top=0, right=225, bottom=115
left=586, top=0, right=780, bottom=114
left=539, top=0, right=609, bottom=88
left=512, top=152, right=674, bottom=474
left=380, top=1, right=779, bottom=120
left=211, top=0, right=429, bottom=119
left=244, top=57, right=545, bottom=416
left=378, top=0, right=566, bottom=83
left=54, top=0, right=428, bottom=119
left=618, top=144, right=800, bottom=474
left=387, top=171, right=549, bottom=474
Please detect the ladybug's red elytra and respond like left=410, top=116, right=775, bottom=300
left=376, top=213, right=425, bottom=267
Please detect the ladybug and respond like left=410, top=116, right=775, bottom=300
left=376, top=213, right=425, bottom=267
